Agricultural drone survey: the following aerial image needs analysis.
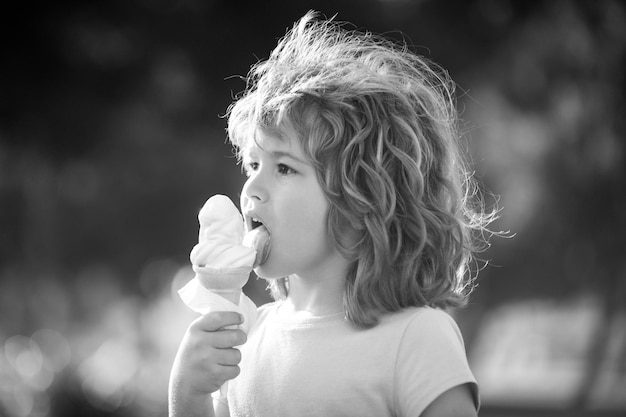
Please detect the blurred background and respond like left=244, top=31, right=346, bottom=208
left=1, top=0, right=624, bottom=416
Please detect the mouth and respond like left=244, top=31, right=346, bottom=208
left=251, top=217, right=263, bottom=230
left=245, top=213, right=266, bottom=233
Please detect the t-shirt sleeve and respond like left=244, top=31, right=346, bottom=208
left=393, top=308, right=479, bottom=416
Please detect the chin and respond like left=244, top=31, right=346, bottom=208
left=253, top=260, right=290, bottom=281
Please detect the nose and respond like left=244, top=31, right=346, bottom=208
left=241, top=168, right=268, bottom=207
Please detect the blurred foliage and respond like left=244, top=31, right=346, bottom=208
left=1, top=0, right=625, bottom=416
left=467, top=0, right=626, bottom=302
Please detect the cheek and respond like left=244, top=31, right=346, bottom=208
left=280, top=207, right=324, bottom=239
left=292, top=203, right=330, bottom=250
left=274, top=194, right=327, bottom=246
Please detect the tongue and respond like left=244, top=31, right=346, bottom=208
left=243, top=225, right=271, bottom=267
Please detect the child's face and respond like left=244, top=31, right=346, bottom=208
left=240, top=128, right=341, bottom=280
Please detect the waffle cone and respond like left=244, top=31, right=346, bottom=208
left=207, top=288, right=241, bottom=305
left=193, top=265, right=250, bottom=306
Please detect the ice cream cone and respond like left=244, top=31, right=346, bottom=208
left=180, top=195, right=257, bottom=399
left=193, top=265, right=250, bottom=305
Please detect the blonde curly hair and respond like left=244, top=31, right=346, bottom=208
left=227, top=11, right=496, bottom=328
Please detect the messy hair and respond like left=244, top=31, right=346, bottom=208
left=227, top=11, right=497, bottom=328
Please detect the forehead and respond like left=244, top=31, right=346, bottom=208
left=242, top=126, right=306, bottom=159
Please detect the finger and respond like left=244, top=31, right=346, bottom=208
left=214, top=347, right=242, bottom=366
left=212, top=329, right=247, bottom=349
left=213, top=363, right=241, bottom=382
left=192, top=311, right=243, bottom=332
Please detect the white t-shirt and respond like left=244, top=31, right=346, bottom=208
left=226, top=302, right=479, bottom=417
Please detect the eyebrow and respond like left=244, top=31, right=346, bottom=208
left=270, top=150, right=308, bottom=165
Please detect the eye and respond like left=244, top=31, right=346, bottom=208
left=277, top=163, right=296, bottom=175
left=244, top=161, right=259, bottom=176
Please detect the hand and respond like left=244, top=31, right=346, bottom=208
left=169, top=311, right=247, bottom=408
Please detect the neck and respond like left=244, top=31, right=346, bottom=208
left=283, top=254, right=349, bottom=317
left=284, top=277, right=344, bottom=317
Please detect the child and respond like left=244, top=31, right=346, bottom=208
left=169, top=11, right=495, bottom=417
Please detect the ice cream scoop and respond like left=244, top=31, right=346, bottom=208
left=190, top=195, right=256, bottom=270
left=190, top=195, right=256, bottom=304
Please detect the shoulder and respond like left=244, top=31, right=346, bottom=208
left=404, top=306, right=459, bottom=326
left=381, top=307, right=463, bottom=343
left=388, top=307, right=479, bottom=416
left=363, top=307, right=465, bottom=354
left=390, top=307, right=469, bottom=366
left=408, top=307, right=463, bottom=340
